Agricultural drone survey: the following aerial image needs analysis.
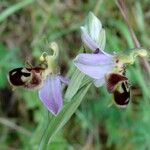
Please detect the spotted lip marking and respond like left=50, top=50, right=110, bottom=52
left=113, top=81, right=130, bottom=107
left=9, top=68, right=31, bottom=86
left=8, top=66, right=45, bottom=89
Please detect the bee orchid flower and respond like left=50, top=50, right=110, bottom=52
left=38, top=43, right=69, bottom=116
left=74, top=12, right=147, bottom=107
left=8, top=42, right=68, bottom=116
left=74, top=12, right=116, bottom=87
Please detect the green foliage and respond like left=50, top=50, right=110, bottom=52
left=0, top=0, right=36, bottom=23
left=0, top=43, right=21, bottom=88
left=0, top=0, right=150, bottom=149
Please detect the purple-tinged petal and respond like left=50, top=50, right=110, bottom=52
left=74, top=63, right=113, bottom=79
left=38, top=75, right=62, bottom=116
left=74, top=54, right=114, bottom=79
left=93, top=78, right=105, bottom=87
left=74, top=53, right=113, bottom=66
left=81, top=27, right=100, bottom=52
left=81, top=27, right=111, bottom=56
left=59, top=75, right=69, bottom=85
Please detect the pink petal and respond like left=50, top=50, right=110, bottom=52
left=81, top=27, right=100, bottom=52
left=81, top=27, right=111, bottom=56
left=58, top=75, right=69, bottom=85
left=74, top=53, right=113, bottom=66
left=38, top=75, right=63, bottom=116
left=74, top=53, right=114, bottom=80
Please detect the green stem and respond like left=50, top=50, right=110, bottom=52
left=38, top=83, right=91, bottom=150
left=0, top=0, right=36, bottom=23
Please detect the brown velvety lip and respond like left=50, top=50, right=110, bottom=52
left=106, top=73, right=128, bottom=93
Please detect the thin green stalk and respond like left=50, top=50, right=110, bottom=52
left=0, top=117, right=31, bottom=136
left=0, top=0, right=36, bottom=23
left=38, top=83, right=91, bottom=150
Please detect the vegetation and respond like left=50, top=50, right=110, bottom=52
left=0, top=0, right=150, bottom=149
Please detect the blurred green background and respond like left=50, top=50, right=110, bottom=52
left=0, top=0, right=150, bottom=149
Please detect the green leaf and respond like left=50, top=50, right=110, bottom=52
left=111, top=20, right=134, bottom=48
left=64, top=68, right=86, bottom=101
left=23, top=91, right=39, bottom=109
left=0, top=68, right=7, bottom=88
left=0, top=44, right=7, bottom=58
left=34, top=83, right=91, bottom=150
left=0, top=44, right=21, bottom=87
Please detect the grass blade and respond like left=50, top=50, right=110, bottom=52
left=38, top=83, right=91, bottom=150
left=0, top=0, right=36, bottom=23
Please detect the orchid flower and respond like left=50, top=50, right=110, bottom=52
left=8, top=42, right=68, bottom=116
left=74, top=12, right=147, bottom=107
left=74, top=12, right=115, bottom=88
left=38, top=42, right=69, bottom=115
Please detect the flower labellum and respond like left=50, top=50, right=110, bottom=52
left=8, top=66, right=46, bottom=89
left=8, top=42, right=68, bottom=116
left=74, top=12, right=148, bottom=107
left=106, top=73, right=130, bottom=107
left=113, top=81, right=130, bottom=108
left=105, top=73, right=128, bottom=93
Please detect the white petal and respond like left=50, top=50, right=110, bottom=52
left=93, top=78, right=105, bottom=87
